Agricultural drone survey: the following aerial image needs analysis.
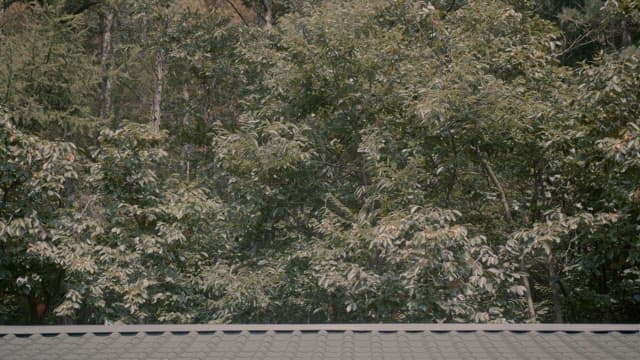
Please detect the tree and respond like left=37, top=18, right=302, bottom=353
left=527, top=0, right=640, bottom=63
left=208, top=0, right=545, bottom=321
left=48, top=123, right=227, bottom=323
left=0, top=1, right=100, bottom=143
left=0, top=112, right=77, bottom=324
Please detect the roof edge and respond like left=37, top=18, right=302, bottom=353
left=1, top=323, right=639, bottom=335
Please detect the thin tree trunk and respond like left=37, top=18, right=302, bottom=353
left=182, top=85, right=190, bottom=126
left=621, top=20, right=631, bottom=47
left=529, top=160, right=543, bottom=223
left=547, top=250, right=564, bottom=323
left=445, top=132, right=459, bottom=206
left=99, top=11, right=114, bottom=118
left=151, top=49, right=165, bottom=134
left=446, top=0, right=456, bottom=12
left=476, top=150, right=536, bottom=321
left=520, top=259, right=537, bottom=321
left=3, top=43, right=12, bottom=104
left=262, top=0, right=272, bottom=28
left=27, top=293, right=45, bottom=324
left=0, top=5, right=4, bottom=36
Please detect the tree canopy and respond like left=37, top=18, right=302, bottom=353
left=1, top=0, right=639, bottom=324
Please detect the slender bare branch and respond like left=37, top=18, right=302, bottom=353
left=477, top=155, right=512, bottom=223
left=475, top=149, right=536, bottom=321
left=223, top=0, right=250, bottom=27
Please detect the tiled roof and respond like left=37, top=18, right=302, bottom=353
left=1, top=324, right=639, bottom=360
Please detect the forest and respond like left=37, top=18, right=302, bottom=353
left=0, top=0, right=639, bottom=325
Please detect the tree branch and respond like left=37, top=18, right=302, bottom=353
left=477, top=154, right=512, bottom=223
left=223, top=0, right=250, bottom=27
left=475, top=148, right=537, bottom=321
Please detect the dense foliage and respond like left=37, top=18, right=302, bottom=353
left=1, top=0, right=639, bottom=324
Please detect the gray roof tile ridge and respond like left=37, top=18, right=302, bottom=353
left=1, top=323, right=639, bottom=336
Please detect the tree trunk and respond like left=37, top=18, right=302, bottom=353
left=251, top=239, right=258, bottom=258
left=520, top=259, right=537, bottom=321
left=151, top=49, right=165, bottom=134
left=262, top=0, right=272, bottom=28
left=445, top=132, right=459, bottom=206
left=477, top=151, right=536, bottom=321
left=547, top=249, right=564, bottom=323
left=182, top=85, right=190, bottom=126
left=27, top=293, right=45, bottom=324
left=99, top=11, right=114, bottom=118
left=3, top=43, right=12, bottom=104
left=621, top=20, right=631, bottom=47
left=0, top=5, right=4, bottom=36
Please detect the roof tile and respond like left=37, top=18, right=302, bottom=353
left=1, top=324, right=639, bottom=359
